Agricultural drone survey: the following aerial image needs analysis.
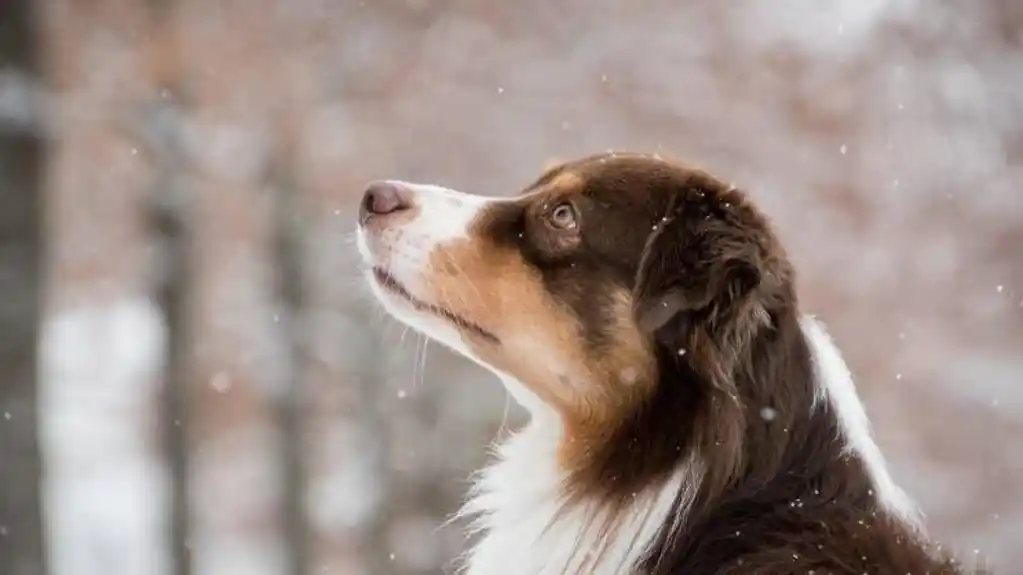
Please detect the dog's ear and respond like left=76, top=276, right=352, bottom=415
left=633, top=187, right=762, bottom=343
left=632, top=181, right=774, bottom=521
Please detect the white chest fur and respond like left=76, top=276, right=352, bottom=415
left=457, top=422, right=694, bottom=575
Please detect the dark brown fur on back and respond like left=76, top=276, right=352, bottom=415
left=521, top=154, right=979, bottom=574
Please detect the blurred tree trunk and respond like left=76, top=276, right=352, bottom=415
left=142, top=2, right=195, bottom=574
left=144, top=89, right=195, bottom=575
left=267, top=124, right=310, bottom=575
left=358, top=346, right=396, bottom=575
left=0, top=2, right=48, bottom=575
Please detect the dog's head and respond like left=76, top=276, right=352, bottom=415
left=357, top=152, right=796, bottom=485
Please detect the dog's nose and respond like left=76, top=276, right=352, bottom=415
left=360, top=181, right=413, bottom=225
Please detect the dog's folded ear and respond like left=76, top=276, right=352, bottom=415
left=633, top=187, right=763, bottom=341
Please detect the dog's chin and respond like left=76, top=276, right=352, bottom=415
left=365, top=267, right=430, bottom=325
left=367, top=265, right=502, bottom=347
left=364, top=266, right=477, bottom=355
left=366, top=266, right=414, bottom=307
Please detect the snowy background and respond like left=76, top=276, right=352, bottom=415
left=23, top=0, right=1023, bottom=573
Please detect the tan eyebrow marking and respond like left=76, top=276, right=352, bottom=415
left=528, top=160, right=580, bottom=192
left=545, top=171, right=584, bottom=194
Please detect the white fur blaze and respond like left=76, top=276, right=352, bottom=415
left=800, top=315, right=924, bottom=531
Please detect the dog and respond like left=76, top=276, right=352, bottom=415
left=355, top=152, right=977, bottom=574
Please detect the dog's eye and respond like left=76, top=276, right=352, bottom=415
left=549, top=203, right=578, bottom=230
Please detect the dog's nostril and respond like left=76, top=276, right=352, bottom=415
left=360, top=181, right=413, bottom=224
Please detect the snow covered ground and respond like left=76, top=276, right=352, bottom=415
left=40, top=300, right=170, bottom=575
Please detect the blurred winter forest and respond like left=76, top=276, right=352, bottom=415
left=0, top=0, right=1020, bottom=574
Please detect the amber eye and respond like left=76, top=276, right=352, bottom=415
left=549, top=203, right=578, bottom=230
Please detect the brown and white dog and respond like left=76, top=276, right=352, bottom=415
left=355, top=152, right=976, bottom=574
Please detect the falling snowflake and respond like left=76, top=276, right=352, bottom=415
left=839, top=144, right=848, bottom=155
left=397, top=389, right=407, bottom=399
left=210, top=372, right=232, bottom=393
left=760, top=407, right=777, bottom=422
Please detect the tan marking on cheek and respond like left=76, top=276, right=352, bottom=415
left=424, top=237, right=659, bottom=454
left=555, top=289, right=660, bottom=472
left=423, top=238, right=589, bottom=411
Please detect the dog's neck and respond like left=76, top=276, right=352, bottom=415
left=455, top=317, right=923, bottom=575
left=457, top=405, right=699, bottom=575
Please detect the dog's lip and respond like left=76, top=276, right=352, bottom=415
left=371, top=266, right=408, bottom=296
left=370, top=267, right=500, bottom=344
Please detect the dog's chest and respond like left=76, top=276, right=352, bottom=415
left=461, top=428, right=679, bottom=575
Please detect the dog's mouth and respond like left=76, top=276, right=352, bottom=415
left=371, top=266, right=500, bottom=344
